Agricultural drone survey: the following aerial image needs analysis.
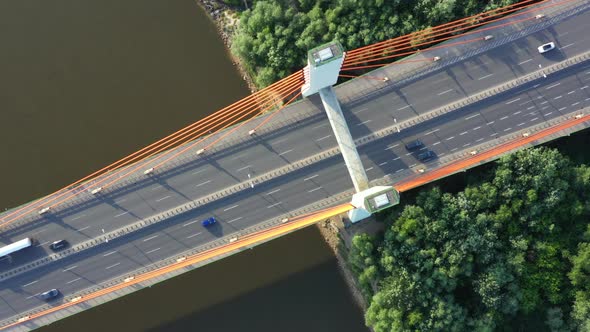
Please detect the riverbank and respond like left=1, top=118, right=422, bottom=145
left=194, top=0, right=257, bottom=93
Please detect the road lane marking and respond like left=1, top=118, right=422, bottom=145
left=397, top=105, right=411, bottom=111
left=35, top=241, right=49, bottom=247
left=311, top=123, right=329, bottom=130
left=114, top=211, right=129, bottom=218
left=22, top=281, right=38, bottom=287
left=567, top=90, right=576, bottom=95
left=541, top=106, right=550, bottom=110
left=227, top=217, right=243, bottom=224
left=540, top=101, right=548, bottom=105
left=266, top=189, right=281, bottom=196
left=155, top=195, right=171, bottom=202
left=506, top=98, right=521, bottom=105
left=183, top=220, right=199, bottom=227
left=450, top=148, right=458, bottom=152
left=562, top=42, right=575, bottom=49
left=267, top=202, right=282, bottom=209
left=378, top=162, right=388, bottom=166
left=433, top=141, right=441, bottom=146
left=278, top=149, right=293, bottom=156
left=308, top=187, right=323, bottom=193
left=223, top=204, right=240, bottom=212
left=572, top=102, right=580, bottom=106
left=105, top=263, right=121, bottom=270
left=504, top=127, right=512, bottom=132
left=518, top=59, right=533, bottom=65
left=186, top=232, right=202, bottom=239
left=465, top=114, right=480, bottom=120
left=424, top=129, right=440, bottom=135
left=545, top=112, right=553, bottom=116
left=304, top=174, right=319, bottom=181
left=151, top=186, right=160, bottom=191
left=519, top=100, right=532, bottom=106
left=500, top=116, right=509, bottom=120
left=196, top=180, right=211, bottom=187
left=437, top=89, right=453, bottom=96
left=463, top=143, right=471, bottom=147
left=385, top=144, right=399, bottom=150
left=365, top=167, right=374, bottom=171
left=392, top=157, right=401, bottom=161
left=405, top=152, right=413, bottom=156
left=62, top=265, right=77, bottom=272
left=103, top=251, right=117, bottom=257
left=476, top=138, right=484, bottom=142
left=526, top=106, right=535, bottom=110
left=191, top=169, right=207, bottom=175
left=517, top=122, right=526, bottom=127
left=459, top=131, right=468, bottom=136
left=67, top=278, right=81, bottom=284
left=491, top=133, right=498, bottom=136
left=445, top=136, right=455, bottom=141
left=478, top=74, right=493, bottom=80
left=409, top=164, right=417, bottom=168
left=25, top=294, right=39, bottom=300
left=487, top=121, right=495, bottom=125
left=581, top=86, right=589, bottom=90
left=546, top=83, right=561, bottom=90
left=353, top=108, right=369, bottom=114
left=395, top=169, right=405, bottom=173
left=473, top=126, right=481, bottom=131
left=273, top=137, right=289, bottom=144
left=236, top=165, right=251, bottom=172
left=356, top=120, right=372, bottom=126
left=143, top=235, right=158, bottom=242
left=146, top=248, right=161, bottom=254
left=514, top=111, right=522, bottom=115
left=529, top=111, right=538, bottom=115
left=71, top=215, right=86, bottom=221
left=558, top=107, right=567, bottom=111
left=316, top=135, right=332, bottom=142
left=530, top=117, right=539, bottom=122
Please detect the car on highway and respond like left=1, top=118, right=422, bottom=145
left=538, top=42, right=555, bottom=54
left=405, top=139, right=424, bottom=151
left=39, top=289, right=59, bottom=301
left=417, top=150, right=437, bottom=162
left=201, top=217, right=217, bottom=227
left=49, top=240, right=68, bottom=251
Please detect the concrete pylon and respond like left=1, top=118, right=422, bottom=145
left=319, top=86, right=369, bottom=192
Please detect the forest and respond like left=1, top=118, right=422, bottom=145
left=348, top=147, right=590, bottom=331
left=228, top=0, right=521, bottom=88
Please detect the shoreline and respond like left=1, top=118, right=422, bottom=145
left=195, top=0, right=258, bottom=93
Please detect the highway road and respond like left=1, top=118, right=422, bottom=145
left=1, top=1, right=590, bottom=323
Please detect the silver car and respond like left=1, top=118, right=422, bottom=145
left=538, top=42, right=555, bottom=54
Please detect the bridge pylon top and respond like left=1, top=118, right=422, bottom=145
left=301, top=41, right=345, bottom=97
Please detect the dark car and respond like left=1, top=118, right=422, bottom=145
left=201, top=217, right=217, bottom=227
left=417, top=150, right=437, bottom=162
left=49, top=240, right=68, bottom=251
left=405, top=139, right=424, bottom=151
left=39, top=289, right=59, bottom=301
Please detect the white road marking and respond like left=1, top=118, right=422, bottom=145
left=196, top=180, right=211, bottom=187
left=558, top=107, right=567, bottom=111
left=518, top=59, right=533, bottom=65
left=385, top=144, right=399, bottom=150
left=397, top=105, right=411, bottom=111
left=304, top=174, right=319, bottom=181
left=356, top=120, right=372, bottom=126
left=424, top=129, right=440, bottom=135
left=311, top=123, right=329, bottom=130
left=155, top=195, right=171, bottom=202
left=316, top=135, right=332, bottom=142
left=506, top=98, right=521, bottom=105
left=476, top=138, right=484, bottom=142
left=143, top=235, right=158, bottom=242
left=586, top=98, right=590, bottom=101
left=546, top=83, right=561, bottom=90
left=437, top=89, right=453, bottom=96
left=273, top=137, right=289, bottom=144
left=395, top=169, right=405, bottom=173
left=554, top=96, right=562, bottom=100
left=478, top=74, right=494, bottom=80
left=500, top=116, right=509, bottom=120
left=35, top=241, right=49, bottom=247
left=459, top=131, right=468, bottom=136
left=114, top=211, right=129, bottom=218
left=446, top=136, right=455, bottom=141
left=365, top=167, right=374, bottom=171
left=562, top=42, right=575, bottom=49
left=581, top=86, right=589, bottom=90
left=409, top=164, right=417, bottom=168
left=504, top=127, right=512, bottom=132
left=266, top=189, right=281, bottom=196
left=433, top=141, right=441, bottom=146
left=151, top=186, right=160, bottom=191
left=353, top=108, right=369, bottom=114
left=539, top=101, right=548, bottom=105
left=378, top=162, right=388, bottom=166
left=22, top=281, right=38, bottom=287
left=529, top=111, right=538, bottom=115
left=228, top=217, right=243, bottom=224
left=572, top=102, right=580, bottom=107
left=236, top=165, right=252, bottom=172
left=25, top=294, right=39, bottom=300
left=183, top=220, right=199, bottom=227
left=146, top=248, right=161, bottom=254
left=514, top=111, right=522, bottom=115
left=308, top=187, right=323, bottom=193
left=541, top=106, right=550, bottom=110
left=463, top=143, right=471, bottom=147
left=78, top=226, right=91, bottom=232
left=392, top=157, right=401, bottom=161
left=517, top=122, right=526, bottom=127
left=71, top=215, right=86, bottom=221
left=545, top=112, right=553, bottom=116
left=487, top=121, right=495, bottom=125
left=567, top=90, right=576, bottom=95
left=223, top=204, right=240, bottom=212
left=103, top=251, right=117, bottom=257
left=450, top=148, right=458, bottom=152
left=405, top=152, right=413, bottom=156
left=67, top=278, right=81, bottom=284
left=473, top=126, right=481, bottom=131
left=191, top=169, right=207, bottom=175
left=186, top=232, right=202, bottom=239
left=465, top=114, right=480, bottom=120
left=105, top=262, right=121, bottom=270
left=62, top=265, right=77, bottom=272
left=491, top=133, right=498, bottom=136
left=267, top=202, right=282, bottom=209
left=530, top=117, right=539, bottom=122
left=278, top=149, right=293, bottom=156
left=519, top=100, right=532, bottom=106
left=526, top=106, right=535, bottom=110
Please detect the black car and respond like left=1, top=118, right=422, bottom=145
left=49, top=240, right=68, bottom=251
left=405, top=139, right=424, bottom=151
left=417, top=150, right=437, bottom=162
left=39, top=289, right=59, bottom=301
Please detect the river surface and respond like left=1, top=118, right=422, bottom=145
left=0, top=0, right=367, bottom=331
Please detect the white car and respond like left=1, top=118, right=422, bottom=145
left=538, top=42, right=556, bottom=54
